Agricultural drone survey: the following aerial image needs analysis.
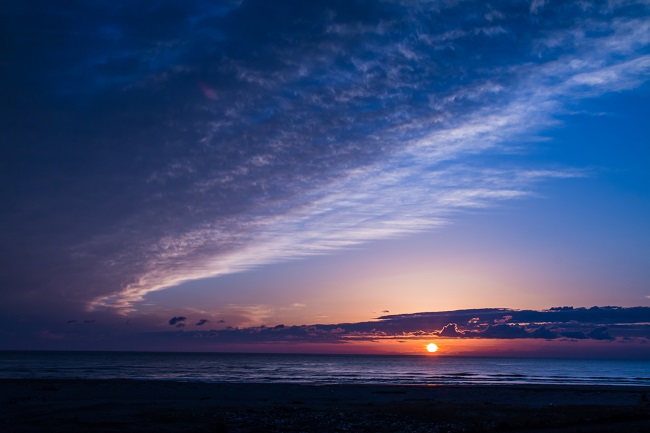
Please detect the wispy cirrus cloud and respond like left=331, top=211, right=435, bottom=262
left=86, top=2, right=650, bottom=311
left=2, top=1, right=649, bottom=315
left=91, top=17, right=648, bottom=310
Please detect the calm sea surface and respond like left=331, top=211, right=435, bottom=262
left=0, top=352, right=648, bottom=386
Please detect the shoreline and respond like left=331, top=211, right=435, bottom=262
left=2, top=379, right=650, bottom=432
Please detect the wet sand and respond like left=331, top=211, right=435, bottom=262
left=2, top=379, right=649, bottom=432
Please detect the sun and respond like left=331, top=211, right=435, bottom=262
left=426, top=343, right=438, bottom=353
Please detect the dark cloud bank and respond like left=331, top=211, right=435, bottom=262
left=154, top=306, right=650, bottom=347
left=1, top=306, right=648, bottom=356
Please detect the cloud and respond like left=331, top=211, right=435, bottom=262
left=528, top=326, right=558, bottom=339
left=4, top=305, right=647, bottom=353
left=588, top=327, right=614, bottom=340
left=142, top=306, right=649, bottom=347
left=168, top=316, right=187, bottom=326
left=87, top=3, right=650, bottom=312
left=561, top=331, right=587, bottom=339
left=439, top=323, right=469, bottom=337
left=1, top=1, right=649, bottom=315
left=157, top=307, right=650, bottom=342
left=380, top=307, right=650, bottom=342
left=530, top=0, right=547, bottom=14
left=195, top=319, right=209, bottom=326
left=480, top=324, right=531, bottom=339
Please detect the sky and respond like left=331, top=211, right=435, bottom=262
left=1, top=0, right=649, bottom=356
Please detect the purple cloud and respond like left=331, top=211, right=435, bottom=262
left=169, top=316, right=187, bottom=326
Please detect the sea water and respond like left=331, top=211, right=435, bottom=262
left=0, top=351, right=648, bottom=386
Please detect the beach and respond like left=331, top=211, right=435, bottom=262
left=2, top=379, right=649, bottom=432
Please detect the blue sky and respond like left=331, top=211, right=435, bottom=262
left=1, top=0, right=649, bottom=354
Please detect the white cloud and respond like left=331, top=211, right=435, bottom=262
left=530, top=0, right=547, bottom=14
left=88, top=5, right=650, bottom=313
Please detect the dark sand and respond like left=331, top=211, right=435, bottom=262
left=2, top=379, right=649, bottom=432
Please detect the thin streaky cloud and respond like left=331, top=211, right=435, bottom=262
left=93, top=7, right=650, bottom=310
left=2, top=2, right=647, bottom=317
left=91, top=31, right=645, bottom=311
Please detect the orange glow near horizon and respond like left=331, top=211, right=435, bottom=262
left=198, top=336, right=648, bottom=359
left=338, top=337, right=645, bottom=359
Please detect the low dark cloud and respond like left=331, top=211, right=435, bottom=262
left=528, top=326, right=557, bottom=339
left=380, top=307, right=649, bottom=342
left=561, top=331, right=587, bottom=339
left=144, top=307, right=649, bottom=348
left=480, top=324, right=530, bottom=339
left=437, top=323, right=557, bottom=339
left=169, top=316, right=187, bottom=326
left=588, top=327, right=614, bottom=341
left=195, top=319, right=209, bottom=326
left=377, top=306, right=650, bottom=331
left=438, top=323, right=466, bottom=337
left=2, top=306, right=647, bottom=354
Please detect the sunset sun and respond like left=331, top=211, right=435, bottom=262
left=426, top=343, right=438, bottom=353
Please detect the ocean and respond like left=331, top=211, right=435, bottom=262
left=1, top=351, right=648, bottom=386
